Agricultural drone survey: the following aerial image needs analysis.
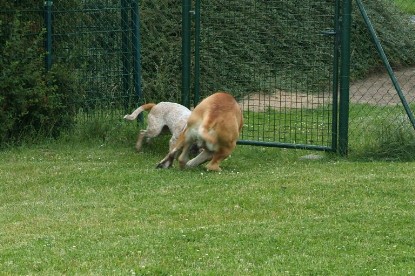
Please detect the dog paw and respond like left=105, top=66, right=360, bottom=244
left=156, top=161, right=171, bottom=169
left=206, top=164, right=222, bottom=172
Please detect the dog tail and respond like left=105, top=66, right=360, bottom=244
left=198, top=125, right=218, bottom=151
left=123, top=103, right=156, bottom=120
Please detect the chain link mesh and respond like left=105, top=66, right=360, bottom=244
left=198, top=0, right=336, bottom=149
left=1, top=0, right=414, bottom=154
left=349, top=0, right=415, bottom=157
left=51, top=1, right=138, bottom=118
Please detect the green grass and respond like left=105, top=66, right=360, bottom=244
left=348, top=104, right=415, bottom=161
left=393, top=0, right=415, bottom=13
left=242, top=107, right=333, bottom=147
left=1, top=137, right=415, bottom=274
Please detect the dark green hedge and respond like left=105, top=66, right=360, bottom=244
left=139, top=0, right=415, bottom=100
left=0, top=14, right=78, bottom=147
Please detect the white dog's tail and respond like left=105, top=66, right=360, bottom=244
left=123, top=103, right=156, bottom=120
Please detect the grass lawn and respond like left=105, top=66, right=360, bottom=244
left=1, top=138, right=414, bottom=274
left=393, top=0, right=415, bottom=14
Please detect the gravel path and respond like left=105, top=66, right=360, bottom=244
left=240, top=67, right=415, bottom=110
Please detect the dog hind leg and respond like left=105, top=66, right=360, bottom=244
left=205, top=145, right=234, bottom=171
left=136, top=115, right=165, bottom=152
left=135, top=130, right=147, bottom=151
left=156, top=153, right=175, bottom=168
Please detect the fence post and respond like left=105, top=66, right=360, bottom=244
left=44, top=0, right=53, bottom=71
left=338, top=0, right=352, bottom=156
left=131, top=0, right=142, bottom=105
left=121, top=0, right=131, bottom=110
left=182, top=0, right=191, bottom=108
left=193, top=0, right=201, bottom=105
left=331, top=0, right=341, bottom=152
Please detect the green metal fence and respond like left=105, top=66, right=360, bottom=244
left=190, top=0, right=341, bottom=151
left=1, top=0, right=414, bottom=155
left=348, top=0, right=415, bottom=157
left=183, top=0, right=415, bottom=154
left=1, top=1, right=141, bottom=119
left=48, top=0, right=141, bottom=116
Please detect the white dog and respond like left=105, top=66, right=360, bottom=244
left=157, top=92, right=243, bottom=171
left=124, top=102, right=191, bottom=152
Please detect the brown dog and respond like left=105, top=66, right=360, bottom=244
left=156, top=92, right=243, bottom=171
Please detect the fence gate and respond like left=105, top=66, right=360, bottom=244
left=182, top=0, right=342, bottom=151
left=44, top=0, right=141, bottom=117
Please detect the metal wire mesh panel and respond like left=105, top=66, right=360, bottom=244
left=50, top=1, right=138, bottom=119
left=139, top=0, right=183, bottom=103
left=4, top=0, right=414, bottom=154
left=348, top=0, right=415, bottom=157
left=197, top=0, right=337, bottom=149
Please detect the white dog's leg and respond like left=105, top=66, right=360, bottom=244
left=186, top=149, right=213, bottom=168
left=157, top=157, right=173, bottom=168
left=156, top=148, right=179, bottom=169
left=135, top=130, right=147, bottom=151
left=169, top=136, right=177, bottom=152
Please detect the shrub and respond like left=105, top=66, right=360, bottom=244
left=0, top=14, right=78, bottom=147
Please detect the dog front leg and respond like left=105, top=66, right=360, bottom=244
left=156, top=147, right=181, bottom=169
left=169, top=136, right=178, bottom=152
left=178, top=143, right=193, bottom=169
left=156, top=134, right=185, bottom=169
left=135, top=130, right=147, bottom=151
left=186, top=149, right=213, bottom=168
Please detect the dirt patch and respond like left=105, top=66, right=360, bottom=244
left=239, top=67, right=415, bottom=111
left=350, top=67, right=415, bottom=106
left=240, top=90, right=331, bottom=112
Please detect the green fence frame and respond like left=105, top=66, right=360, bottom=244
left=182, top=0, right=414, bottom=155
left=2, top=0, right=414, bottom=154
left=44, top=0, right=53, bottom=71
left=356, top=0, right=415, bottom=132
left=185, top=0, right=346, bottom=152
left=42, top=0, right=142, bottom=115
left=338, top=0, right=352, bottom=155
